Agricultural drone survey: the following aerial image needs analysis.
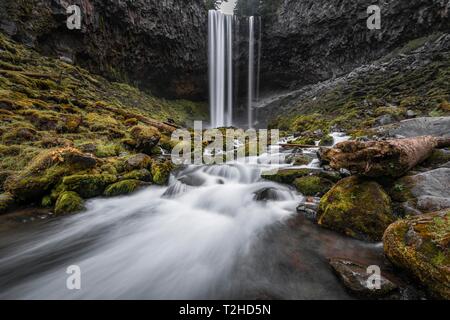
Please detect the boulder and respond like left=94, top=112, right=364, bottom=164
left=383, top=210, right=450, bottom=299
left=317, top=176, right=395, bottom=242
left=380, top=117, right=450, bottom=138
left=125, top=153, right=152, bottom=170
left=0, top=192, right=14, bottom=214
left=104, top=180, right=142, bottom=197
left=54, top=191, right=84, bottom=215
left=293, top=175, right=334, bottom=196
left=151, top=160, right=174, bottom=185
left=4, top=148, right=97, bottom=202
left=130, top=126, right=161, bottom=155
left=253, top=187, right=282, bottom=201
left=121, top=169, right=152, bottom=182
left=389, top=168, right=450, bottom=215
left=329, top=258, right=398, bottom=298
left=59, top=174, right=117, bottom=199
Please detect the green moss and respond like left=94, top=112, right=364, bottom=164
left=54, top=191, right=84, bottom=215
left=290, top=136, right=316, bottom=146
left=60, top=173, right=117, bottom=199
left=262, top=168, right=311, bottom=184
left=294, top=176, right=334, bottom=196
left=151, top=161, right=174, bottom=185
left=383, top=210, right=450, bottom=299
left=0, top=192, right=14, bottom=213
left=104, top=179, right=142, bottom=197
left=4, top=148, right=97, bottom=202
left=317, top=176, right=395, bottom=241
left=130, top=125, right=161, bottom=154
left=41, top=195, right=52, bottom=207
left=122, top=169, right=152, bottom=182
left=95, top=143, right=122, bottom=158
left=319, top=135, right=334, bottom=146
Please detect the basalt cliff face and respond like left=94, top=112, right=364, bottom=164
left=260, top=0, right=450, bottom=91
left=0, top=0, right=208, bottom=99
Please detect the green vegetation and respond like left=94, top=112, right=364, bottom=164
left=293, top=176, right=334, bottom=196
left=0, top=33, right=203, bottom=214
left=317, top=176, right=395, bottom=241
left=54, top=191, right=84, bottom=215
left=104, top=180, right=142, bottom=197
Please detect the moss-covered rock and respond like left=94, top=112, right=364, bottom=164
left=0, top=192, right=14, bottom=213
left=104, top=180, right=142, bottom=197
left=122, top=169, right=152, bottom=182
left=130, top=125, right=161, bottom=155
left=55, top=191, right=84, bottom=215
left=60, top=173, right=117, bottom=199
left=262, top=168, right=312, bottom=184
left=41, top=195, right=52, bottom=208
left=383, top=210, right=450, bottom=299
left=317, top=176, right=395, bottom=241
left=151, top=160, right=174, bottom=185
left=319, top=135, right=334, bottom=146
left=286, top=154, right=313, bottom=166
left=293, top=176, right=334, bottom=196
left=125, top=153, right=152, bottom=171
left=4, top=148, right=97, bottom=202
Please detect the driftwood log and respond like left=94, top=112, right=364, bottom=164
left=320, top=136, right=450, bottom=178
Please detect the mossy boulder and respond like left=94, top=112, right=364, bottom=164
left=319, top=135, right=334, bottom=146
left=317, top=176, right=395, bottom=241
left=0, top=192, right=14, bottom=213
left=293, top=176, right=334, bottom=196
left=4, top=148, right=97, bottom=202
left=59, top=173, right=117, bottom=199
left=130, top=125, right=161, bottom=155
left=104, top=180, right=142, bottom=197
left=383, top=210, right=450, bottom=299
left=55, top=191, right=84, bottom=215
left=286, top=154, right=313, bottom=166
left=151, top=160, right=174, bottom=185
left=125, top=153, right=152, bottom=170
left=262, top=168, right=312, bottom=184
left=122, top=169, right=152, bottom=182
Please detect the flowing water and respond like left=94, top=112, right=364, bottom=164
left=0, top=136, right=389, bottom=300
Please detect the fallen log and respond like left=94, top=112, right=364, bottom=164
left=320, top=136, right=450, bottom=178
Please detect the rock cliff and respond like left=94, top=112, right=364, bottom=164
left=0, top=0, right=209, bottom=99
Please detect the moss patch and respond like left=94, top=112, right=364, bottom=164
left=104, top=180, right=142, bottom=197
left=55, top=191, right=84, bottom=215
left=317, top=176, right=395, bottom=241
left=294, top=176, right=334, bottom=196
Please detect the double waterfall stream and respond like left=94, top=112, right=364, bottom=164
left=0, top=11, right=388, bottom=300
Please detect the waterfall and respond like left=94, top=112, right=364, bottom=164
left=208, top=10, right=234, bottom=128
left=208, top=11, right=261, bottom=129
left=248, top=16, right=255, bottom=129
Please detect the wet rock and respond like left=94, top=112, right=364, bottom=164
left=329, top=258, right=398, bottom=298
left=317, top=176, right=395, bottom=242
left=151, top=160, right=174, bottom=185
left=376, top=114, right=395, bottom=126
left=262, top=168, right=341, bottom=185
left=0, top=192, right=14, bottom=214
left=4, top=148, right=97, bottom=202
left=130, top=126, right=161, bottom=155
left=178, top=174, right=206, bottom=187
left=58, top=174, right=117, bottom=199
left=121, top=169, right=152, bottom=183
left=319, top=135, right=334, bottom=147
left=406, top=110, right=417, bottom=118
left=389, top=168, right=450, bottom=214
left=55, top=191, right=84, bottom=215
left=293, top=175, right=334, bottom=197
left=286, top=153, right=313, bottom=166
left=380, top=117, right=450, bottom=138
left=104, top=180, right=143, bottom=197
left=254, top=187, right=281, bottom=202
left=383, top=210, right=450, bottom=299
left=297, top=197, right=320, bottom=221
left=126, top=153, right=152, bottom=170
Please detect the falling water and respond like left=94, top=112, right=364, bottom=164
left=248, top=16, right=255, bottom=129
left=208, top=10, right=234, bottom=128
